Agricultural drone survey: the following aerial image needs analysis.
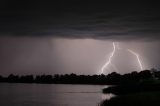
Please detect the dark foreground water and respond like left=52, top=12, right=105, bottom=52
left=0, top=83, right=113, bottom=106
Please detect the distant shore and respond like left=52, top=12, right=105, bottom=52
left=0, top=69, right=160, bottom=85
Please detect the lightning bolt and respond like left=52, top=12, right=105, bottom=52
left=99, top=42, right=116, bottom=74
left=127, top=49, right=143, bottom=70
left=99, top=42, right=144, bottom=74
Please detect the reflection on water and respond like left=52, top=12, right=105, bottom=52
left=102, top=85, right=110, bottom=89
left=102, top=93, right=115, bottom=101
left=101, top=85, right=115, bottom=101
left=0, top=83, right=113, bottom=106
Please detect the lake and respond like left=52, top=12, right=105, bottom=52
left=0, top=83, right=113, bottom=106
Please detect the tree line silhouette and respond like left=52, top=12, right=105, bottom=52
left=0, top=69, right=160, bottom=85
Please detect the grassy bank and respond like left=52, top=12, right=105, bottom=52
left=101, top=83, right=160, bottom=106
left=101, top=91, right=160, bottom=106
left=103, top=83, right=160, bottom=95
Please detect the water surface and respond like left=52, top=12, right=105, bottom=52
left=0, top=83, right=112, bottom=106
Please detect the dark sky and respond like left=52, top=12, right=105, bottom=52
left=0, top=1, right=160, bottom=75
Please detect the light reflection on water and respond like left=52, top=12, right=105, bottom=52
left=101, top=85, right=115, bottom=100
left=101, top=93, right=115, bottom=101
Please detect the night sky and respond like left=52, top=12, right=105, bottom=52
left=0, top=1, right=160, bottom=75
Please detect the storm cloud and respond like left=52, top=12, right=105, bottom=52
left=0, top=1, right=160, bottom=41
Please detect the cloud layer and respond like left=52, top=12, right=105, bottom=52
left=0, top=1, right=160, bottom=41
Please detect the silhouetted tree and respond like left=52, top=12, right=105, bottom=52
left=138, top=70, right=152, bottom=79
left=7, top=74, right=19, bottom=83
left=20, top=75, right=34, bottom=83
left=106, top=72, right=121, bottom=84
